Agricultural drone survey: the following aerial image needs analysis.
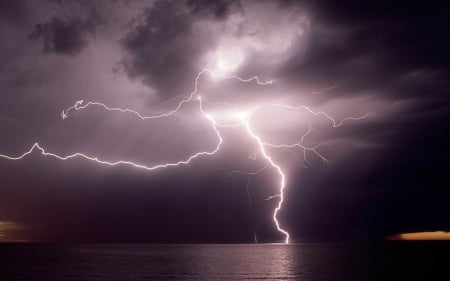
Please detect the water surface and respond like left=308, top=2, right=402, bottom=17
left=1, top=243, right=448, bottom=280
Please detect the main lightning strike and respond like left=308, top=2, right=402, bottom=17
left=238, top=114, right=290, bottom=243
left=0, top=68, right=369, bottom=243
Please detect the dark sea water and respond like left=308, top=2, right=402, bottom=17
left=1, top=243, right=449, bottom=280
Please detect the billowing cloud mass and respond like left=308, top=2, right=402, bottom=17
left=29, top=16, right=97, bottom=55
left=187, top=0, right=241, bottom=19
left=120, top=0, right=309, bottom=100
left=0, top=0, right=449, bottom=243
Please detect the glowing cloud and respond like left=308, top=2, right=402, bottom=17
left=207, top=44, right=246, bottom=75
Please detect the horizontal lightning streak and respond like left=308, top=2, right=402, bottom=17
left=251, top=106, right=369, bottom=166
left=311, top=85, right=337, bottom=95
left=62, top=69, right=272, bottom=120
left=223, top=164, right=269, bottom=177
left=61, top=69, right=208, bottom=120
left=2, top=99, right=223, bottom=171
left=265, top=194, right=281, bottom=201
left=252, top=103, right=371, bottom=127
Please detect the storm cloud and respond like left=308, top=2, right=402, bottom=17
left=29, top=16, right=97, bottom=56
left=0, top=0, right=449, bottom=243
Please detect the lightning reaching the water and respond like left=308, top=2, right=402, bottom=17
left=239, top=114, right=290, bottom=243
left=0, top=68, right=369, bottom=243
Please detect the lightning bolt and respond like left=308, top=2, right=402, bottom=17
left=0, top=68, right=369, bottom=243
left=2, top=98, right=223, bottom=171
left=311, top=85, right=337, bottom=95
left=238, top=115, right=290, bottom=243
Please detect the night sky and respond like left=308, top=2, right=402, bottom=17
left=1, top=0, right=449, bottom=243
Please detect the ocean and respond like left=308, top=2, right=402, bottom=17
left=1, top=243, right=448, bottom=280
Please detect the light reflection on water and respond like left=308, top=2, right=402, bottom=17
left=1, top=243, right=448, bottom=280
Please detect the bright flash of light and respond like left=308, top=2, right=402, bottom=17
left=0, top=68, right=369, bottom=244
left=207, top=44, right=246, bottom=76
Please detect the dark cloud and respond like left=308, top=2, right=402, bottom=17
left=284, top=0, right=450, bottom=95
left=0, top=0, right=30, bottom=26
left=121, top=0, right=217, bottom=99
left=29, top=16, right=96, bottom=56
left=120, top=0, right=307, bottom=101
left=187, top=0, right=241, bottom=19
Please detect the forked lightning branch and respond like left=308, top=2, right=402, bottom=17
left=0, top=69, right=369, bottom=243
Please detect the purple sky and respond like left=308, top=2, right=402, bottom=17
left=0, top=0, right=449, bottom=243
